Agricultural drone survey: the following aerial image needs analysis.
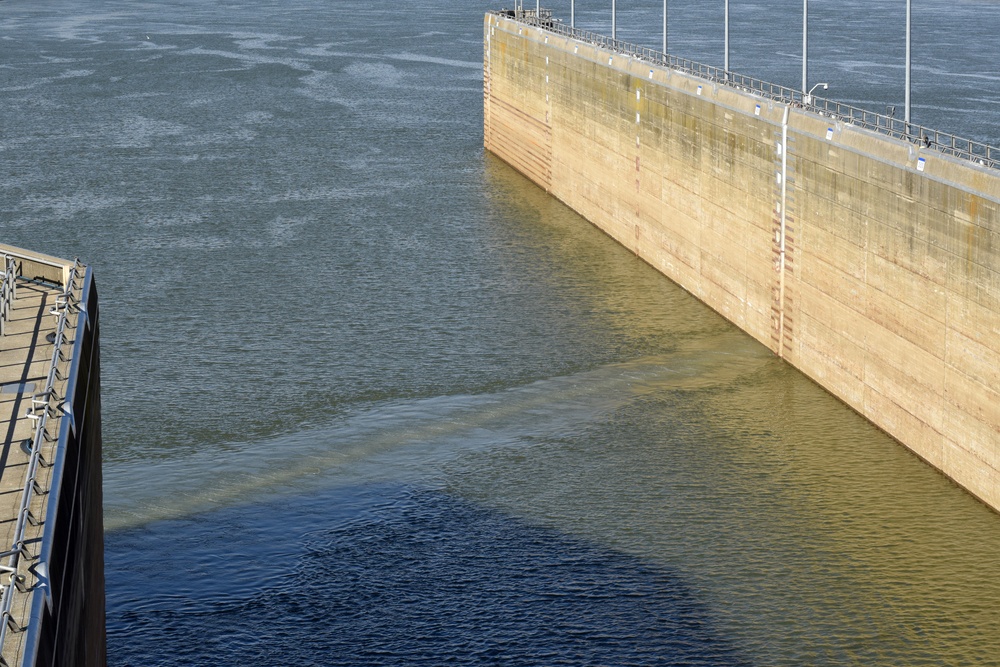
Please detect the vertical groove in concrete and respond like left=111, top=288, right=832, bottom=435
left=483, top=13, right=1000, bottom=512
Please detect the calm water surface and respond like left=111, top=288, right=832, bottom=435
left=2, top=0, right=1000, bottom=664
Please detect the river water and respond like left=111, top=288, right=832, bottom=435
left=3, top=0, right=1000, bottom=664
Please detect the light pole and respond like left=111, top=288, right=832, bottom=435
left=805, top=82, right=828, bottom=105
left=724, top=0, right=730, bottom=74
left=663, top=0, right=668, bottom=55
left=905, top=0, right=911, bottom=128
left=572, top=0, right=575, bottom=29
left=612, top=0, right=617, bottom=41
left=802, top=0, right=808, bottom=94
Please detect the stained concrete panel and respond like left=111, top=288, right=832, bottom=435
left=484, top=13, right=1000, bottom=512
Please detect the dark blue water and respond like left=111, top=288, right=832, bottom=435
left=108, top=485, right=750, bottom=666
left=3, top=0, right=1000, bottom=664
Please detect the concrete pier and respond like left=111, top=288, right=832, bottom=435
left=484, top=12, right=1000, bottom=512
left=0, top=245, right=103, bottom=667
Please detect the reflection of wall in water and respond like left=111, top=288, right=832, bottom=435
left=484, top=14, right=1000, bottom=512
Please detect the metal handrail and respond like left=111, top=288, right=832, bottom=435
left=0, top=262, right=81, bottom=657
left=0, top=249, right=70, bottom=272
left=492, top=11, right=1000, bottom=170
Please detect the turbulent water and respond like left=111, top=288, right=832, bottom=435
left=3, top=0, right=1000, bottom=664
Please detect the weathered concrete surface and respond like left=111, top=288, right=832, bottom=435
left=484, top=14, right=1000, bottom=511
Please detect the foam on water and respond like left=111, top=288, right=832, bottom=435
left=5, top=0, right=1000, bottom=664
left=387, top=52, right=484, bottom=70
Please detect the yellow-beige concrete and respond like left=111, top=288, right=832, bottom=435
left=484, top=14, right=1000, bottom=511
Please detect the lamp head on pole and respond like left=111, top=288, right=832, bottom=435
left=805, top=82, right=828, bottom=105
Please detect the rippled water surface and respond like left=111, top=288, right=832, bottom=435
left=3, top=0, right=1000, bottom=665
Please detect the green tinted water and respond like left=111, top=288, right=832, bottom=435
left=3, top=0, right=1000, bottom=664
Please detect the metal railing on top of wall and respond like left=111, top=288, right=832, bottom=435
left=492, top=10, right=1000, bottom=170
left=0, top=259, right=84, bottom=664
left=0, top=256, right=19, bottom=338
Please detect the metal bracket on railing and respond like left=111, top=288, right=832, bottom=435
left=25, top=403, right=55, bottom=436
left=57, top=400, right=76, bottom=435
left=30, top=478, right=48, bottom=497
left=0, top=545, right=29, bottom=564
left=2, top=610, right=25, bottom=633
left=24, top=409, right=46, bottom=430
left=0, top=258, right=86, bottom=659
left=30, top=391, right=53, bottom=413
left=50, top=290, right=81, bottom=322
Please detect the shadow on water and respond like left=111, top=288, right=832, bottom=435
left=106, top=484, right=751, bottom=666
left=7, top=0, right=1000, bottom=664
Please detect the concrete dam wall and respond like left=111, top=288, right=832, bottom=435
left=0, top=245, right=104, bottom=667
left=484, top=13, right=1000, bottom=511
